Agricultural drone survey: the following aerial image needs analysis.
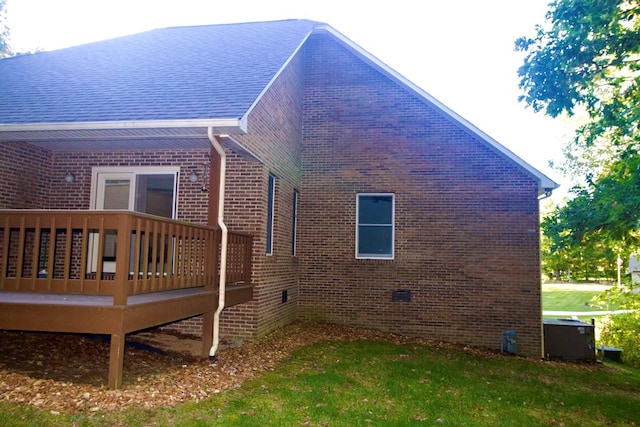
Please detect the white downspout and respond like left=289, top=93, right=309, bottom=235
left=208, top=128, right=227, bottom=360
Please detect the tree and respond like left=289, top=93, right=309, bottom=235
left=540, top=150, right=640, bottom=280
left=541, top=185, right=623, bottom=281
left=520, top=1, right=640, bottom=352
left=0, top=0, right=11, bottom=58
left=517, top=1, right=640, bottom=271
left=515, top=0, right=640, bottom=176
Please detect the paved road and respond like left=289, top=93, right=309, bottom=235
left=543, top=309, right=634, bottom=316
left=542, top=282, right=613, bottom=291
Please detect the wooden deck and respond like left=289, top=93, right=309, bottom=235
left=0, top=210, right=253, bottom=388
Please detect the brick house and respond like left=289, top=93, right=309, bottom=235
left=0, top=19, right=557, bottom=384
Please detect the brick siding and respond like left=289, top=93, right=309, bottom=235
left=297, top=34, right=542, bottom=357
left=0, top=32, right=543, bottom=357
left=0, top=143, right=51, bottom=209
left=218, top=49, right=305, bottom=339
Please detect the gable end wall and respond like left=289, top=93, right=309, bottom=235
left=298, top=34, right=542, bottom=357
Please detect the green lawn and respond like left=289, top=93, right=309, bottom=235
left=543, top=287, right=602, bottom=311
left=542, top=283, right=619, bottom=321
left=2, top=340, right=640, bottom=426
left=2, top=286, right=636, bottom=426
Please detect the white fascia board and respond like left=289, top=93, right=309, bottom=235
left=217, top=134, right=264, bottom=164
left=0, top=118, right=247, bottom=133
left=314, top=24, right=560, bottom=195
left=240, top=30, right=315, bottom=126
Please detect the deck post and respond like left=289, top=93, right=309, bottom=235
left=113, top=213, right=132, bottom=305
left=108, top=333, right=125, bottom=389
left=244, top=234, right=253, bottom=286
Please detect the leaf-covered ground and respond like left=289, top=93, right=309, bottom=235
left=0, top=322, right=449, bottom=414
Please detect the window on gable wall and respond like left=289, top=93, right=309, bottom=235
left=356, top=193, right=395, bottom=259
left=266, top=174, right=275, bottom=255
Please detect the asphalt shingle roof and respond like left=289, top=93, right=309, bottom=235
left=0, top=19, right=558, bottom=192
left=0, top=19, right=319, bottom=124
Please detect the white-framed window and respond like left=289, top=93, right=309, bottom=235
left=356, top=193, right=394, bottom=259
left=266, top=174, right=276, bottom=255
left=89, top=166, right=179, bottom=273
left=90, top=166, right=179, bottom=218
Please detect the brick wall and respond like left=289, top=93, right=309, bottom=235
left=0, top=132, right=302, bottom=341
left=160, top=49, right=307, bottom=341
left=0, top=32, right=544, bottom=356
left=298, top=34, right=542, bottom=357
left=0, top=144, right=213, bottom=215
left=44, top=148, right=211, bottom=218
left=0, top=143, right=51, bottom=209
left=218, top=48, right=305, bottom=339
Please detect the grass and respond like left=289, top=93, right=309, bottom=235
left=542, top=283, right=620, bottom=323
left=543, top=288, right=602, bottom=312
left=2, top=340, right=640, bottom=426
left=2, top=285, right=636, bottom=426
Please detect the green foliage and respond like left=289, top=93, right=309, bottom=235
left=597, top=283, right=640, bottom=367
left=541, top=150, right=640, bottom=280
left=0, top=0, right=11, bottom=58
left=516, top=0, right=640, bottom=161
left=592, top=150, right=640, bottom=241
left=600, top=311, right=640, bottom=366
left=520, top=0, right=640, bottom=283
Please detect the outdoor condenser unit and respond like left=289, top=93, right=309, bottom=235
left=543, top=318, right=596, bottom=362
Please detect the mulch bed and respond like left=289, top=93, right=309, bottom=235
left=0, top=322, right=428, bottom=414
left=0, top=322, right=602, bottom=415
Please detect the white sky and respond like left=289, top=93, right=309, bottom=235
left=4, top=0, right=572, bottom=189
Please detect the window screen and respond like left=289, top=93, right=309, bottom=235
left=356, top=194, right=394, bottom=259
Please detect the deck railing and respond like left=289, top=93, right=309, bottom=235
left=0, top=210, right=252, bottom=305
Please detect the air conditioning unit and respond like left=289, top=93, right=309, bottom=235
left=544, top=318, right=595, bottom=362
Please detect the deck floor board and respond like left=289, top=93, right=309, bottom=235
left=0, top=287, right=215, bottom=306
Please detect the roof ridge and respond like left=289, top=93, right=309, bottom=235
left=162, top=18, right=324, bottom=32
left=0, top=18, right=319, bottom=126
left=1, top=19, right=323, bottom=59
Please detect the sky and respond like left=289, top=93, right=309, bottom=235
left=4, top=0, right=573, bottom=191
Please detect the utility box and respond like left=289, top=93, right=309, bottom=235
left=500, top=330, right=517, bottom=354
left=544, top=318, right=595, bottom=362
